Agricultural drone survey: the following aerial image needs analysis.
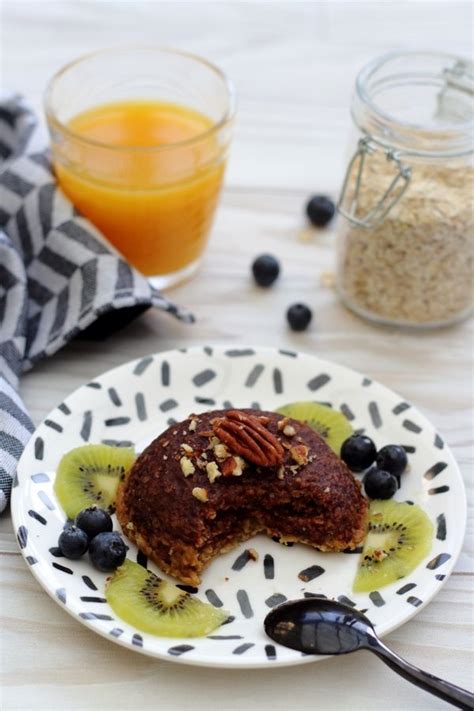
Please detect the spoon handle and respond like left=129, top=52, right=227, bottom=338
left=372, top=640, right=474, bottom=710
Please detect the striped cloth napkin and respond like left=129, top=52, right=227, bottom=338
left=0, top=94, right=193, bottom=513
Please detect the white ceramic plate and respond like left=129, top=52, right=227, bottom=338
left=11, top=346, right=466, bottom=668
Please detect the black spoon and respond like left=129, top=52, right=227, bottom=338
left=265, top=598, right=474, bottom=710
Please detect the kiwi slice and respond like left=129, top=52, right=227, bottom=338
left=276, top=401, right=353, bottom=454
left=353, top=500, right=433, bottom=593
left=106, top=560, right=229, bottom=637
left=54, top=444, right=136, bottom=519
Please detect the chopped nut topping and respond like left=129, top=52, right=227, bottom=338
left=173, top=431, right=178, bottom=436
left=214, top=443, right=230, bottom=459
left=188, top=419, right=197, bottom=432
left=248, top=548, right=259, bottom=561
left=192, top=487, right=209, bottom=502
left=283, top=424, right=296, bottom=437
left=277, top=417, right=289, bottom=431
left=290, top=443, right=309, bottom=466
left=233, top=456, right=246, bottom=476
left=181, top=443, right=194, bottom=454
left=206, top=461, right=222, bottom=483
left=163, top=455, right=168, bottom=461
left=162, top=440, right=169, bottom=448
left=196, top=458, right=205, bottom=470
left=258, top=416, right=270, bottom=425
left=277, top=465, right=285, bottom=480
left=180, top=456, right=195, bottom=477
left=324, top=486, right=331, bottom=493
left=126, top=522, right=135, bottom=530
left=201, top=452, right=208, bottom=459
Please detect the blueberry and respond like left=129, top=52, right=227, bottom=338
left=287, top=303, right=312, bottom=331
left=376, top=445, right=408, bottom=478
left=340, top=434, right=376, bottom=472
left=58, top=525, right=89, bottom=559
left=306, top=195, right=335, bottom=228
left=89, top=531, right=127, bottom=572
left=363, top=468, right=398, bottom=500
left=252, top=254, right=280, bottom=287
left=75, top=506, right=113, bottom=541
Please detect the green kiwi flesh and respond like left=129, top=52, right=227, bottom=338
left=276, top=401, right=353, bottom=454
left=54, top=444, right=136, bottom=519
left=106, top=560, right=229, bottom=637
left=353, top=500, right=433, bottom=593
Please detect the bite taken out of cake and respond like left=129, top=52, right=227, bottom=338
left=116, top=409, right=368, bottom=585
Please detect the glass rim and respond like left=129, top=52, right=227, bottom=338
left=44, top=45, right=236, bottom=153
left=356, top=49, right=474, bottom=136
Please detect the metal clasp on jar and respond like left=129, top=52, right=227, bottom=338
left=337, top=136, right=412, bottom=229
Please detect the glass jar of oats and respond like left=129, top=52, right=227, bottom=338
left=336, top=51, right=473, bottom=328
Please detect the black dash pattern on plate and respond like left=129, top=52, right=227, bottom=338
left=263, top=554, right=274, bottom=579
left=402, top=419, right=422, bottom=433
left=436, top=514, right=447, bottom=540
left=192, top=369, right=216, bottom=387
left=424, top=462, right=448, bottom=480
left=245, top=364, right=264, bottom=388
left=176, top=584, right=199, bottom=594
left=236, top=589, right=253, bottom=618
left=137, top=551, right=148, bottom=568
left=110, top=628, right=124, bottom=637
left=340, top=403, right=355, bottom=421
left=161, top=360, right=170, bottom=386
left=168, top=644, right=194, bottom=656
left=133, top=356, right=153, bottom=375
left=273, top=368, right=283, bottom=394
left=407, top=596, right=423, bottom=608
left=44, top=419, right=63, bottom=433
left=80, top=411, right=92, bottom=441
left=38, top=491, right=55, bottom=510
left=159, top=398, right=178, bottom=412
left=232, top=549, right=253, bottom=571
left=369, top=591, right=385, bottom=607
left=304, top=592, right=327, bottom=599
left=203, top=346, right=213, bottom=356
left=108, top=387, right=122, bottom=406
left=28, top=509, right=47, bottom=525
left=105, top=417, right=130, bottom=427
left=265, top=593, right=287, bottom=608
left=265, top=644, right=277, bottom=660
left=49, top=546, right=63, bottom=557
left=135, top=393, right=147, bottom=421
left=434, top=433, right=444, bottom=449
left=307, top=373, right=330, bottom=392
left=402, top=445, right=416, bottom=454
left=17, top=525, right=28, bottom=549
left=428, top=485, right=450, bottom=495
left=225, top=349, right=255, bottom=357
left=368, top=401, right=382, bottom=429
left=337, top=595, right=356, bottom=607
left=56, top=588, right=66, bottom=604
left=132, top=633, right=143, bottom=647
left=205, top=589, right=223, bottom=608
left=426, top=553, right=451, bottom=570
left=397, top=583, right=417, bottom=595
left=82, top=575, right=98, bottom=590
left=222, top=400, right=233, bottom=409
left=392, top=402, right=410, bottom=415
left=102, top=439, right=134, bottom=447
left=86, top=382, right=101, bottom=389
left=52, top=562, right=73, bottom=574
left=195, top=397, right=215, bottom=406
left=34, top=437, right=44, bottom=460
left=31, top=473, right=49, bottom=483
left=80, top=596, right=107, bottom=603
left=362, top=377, right=372, bottom=387
left=58, top=402, right=71, bottom=415
left=298, top=565, right=325, bottom=582
left=278, top=349, right=297, bottom=357
left=79, top=612, right=113, bottom=621
left=233, top=642, right=254, bottom=655
left=435, top=574, right=446, bottom=581
left=26, top=556, right=37, bottom=565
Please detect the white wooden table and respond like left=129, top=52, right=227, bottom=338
left=1, top=2, right=473, bottom=709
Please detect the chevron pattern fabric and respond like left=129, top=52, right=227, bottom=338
left=0, top=94, right=193, bottom=511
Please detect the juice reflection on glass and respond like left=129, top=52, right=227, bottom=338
left=45, top=48, right=235, bottom=288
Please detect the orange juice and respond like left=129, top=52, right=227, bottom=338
left=53, top=100, right=226, bottom=277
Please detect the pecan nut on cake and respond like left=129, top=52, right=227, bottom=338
left=115, top=409, right=368, bottom=585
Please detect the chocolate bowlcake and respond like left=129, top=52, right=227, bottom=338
left=116, top=409, right=368, bottom=585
